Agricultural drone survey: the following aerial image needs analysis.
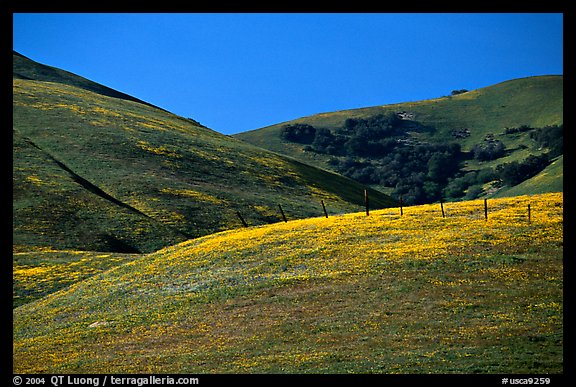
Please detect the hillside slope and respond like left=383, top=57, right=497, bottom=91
left=13, top=52, right=396, bottom=253
left=13, top=51, right=162, bottom=110
left=237, top=75, right=562, bottom=155
left=235, top=76, right=563, bottom=201
left=13, top=193, right=563, bottom=373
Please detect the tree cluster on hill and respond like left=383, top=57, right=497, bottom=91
left=443, top=169, right=497, bottom=200
left=284, top=113, right=435, bottom=158
left=503, top=124, right=563, bottom=157
left=280, top=123, right=316, bottom=144
left=281, top=114, right=460, bottom=204
left=496, top=154, right=551, bottom=186
left=530, top=124, right=563, bottom=157
left=280, top=117, right=562, bottom=205
left=471, top=139, right=506, bottom=161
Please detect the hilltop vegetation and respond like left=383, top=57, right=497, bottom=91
left=236, top=76, right=563, bottom=203
left=13, top=193, right=563, bottom=373
left=13, top=51, right=395, bottom=254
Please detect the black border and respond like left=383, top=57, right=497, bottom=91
left=5, top=2, right=572, bottom=383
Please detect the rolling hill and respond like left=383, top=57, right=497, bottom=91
left=13, top=193, right=563, bottom=373
left=13, top=51, right=396, bottom=254
left=235, top=75, right=563, bottom=201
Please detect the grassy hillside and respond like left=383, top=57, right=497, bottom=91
left=237, top=75, right=562, bottom=155
left=14, top=193, right=563, bottom=373
left=13, top=52, right=396, bottom=254
left=235, top=76, right=563, bottom=200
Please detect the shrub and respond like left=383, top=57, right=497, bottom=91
left=280, top=124, right=316, bottom=144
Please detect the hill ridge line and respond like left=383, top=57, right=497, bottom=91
left=13, top=50, right=167, bottom=113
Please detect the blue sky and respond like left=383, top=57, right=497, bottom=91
left=13, top=13, right=563, bottom=135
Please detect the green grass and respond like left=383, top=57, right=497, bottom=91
left=13, top=193, right=563, bottom=373
left=13, top=52, right=396, bottom=254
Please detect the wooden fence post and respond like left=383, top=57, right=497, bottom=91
left=278, top=204, right=288, bottom=222
left=236, top=211, right=248, bottom=227
left=440, top=200, right=445, bottom=218
left=364, top=189, right=369, bottom=216
left=399, top=196, right=403, bottom=216
left=321, top=200, right=329, bottom=218
left=528, top=203, right=531, bottom=224
left=484, top=199, right=488, bottom=220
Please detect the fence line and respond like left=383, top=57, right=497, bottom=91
left=233, top=194, right=536, bottom=229
left=278, top=204, right=288, bottom=223
left=321, top=200, right=329, bottom=218
left=375, top=197, right=535, bottom=224
left=364, top=189, right=369, bottom=216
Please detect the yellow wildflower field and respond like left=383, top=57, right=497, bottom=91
left=13, top=193, right=563, bottom=373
